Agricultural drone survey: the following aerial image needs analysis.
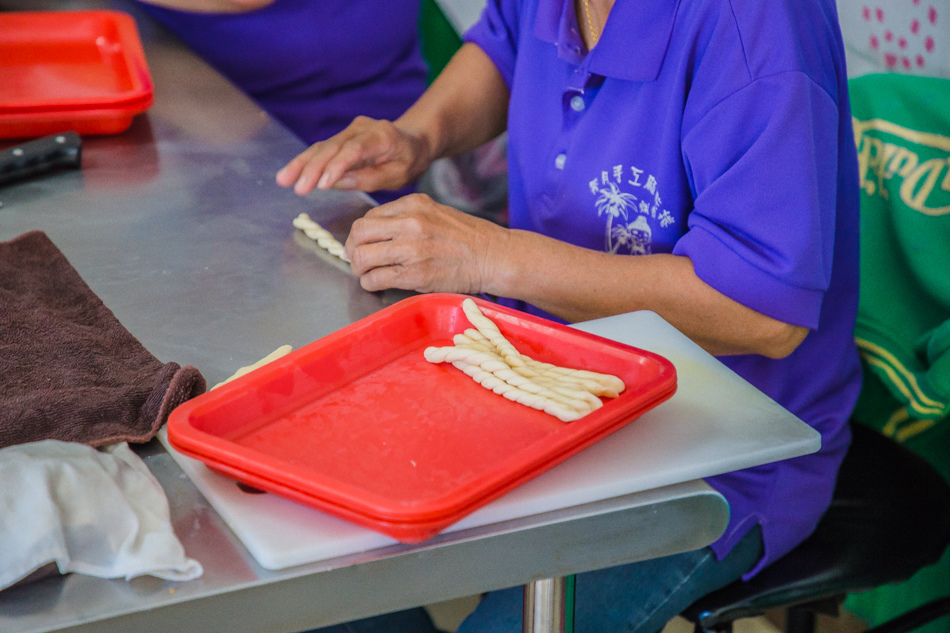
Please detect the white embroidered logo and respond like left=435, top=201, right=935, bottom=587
left=589, top=165, right=673, bottom=255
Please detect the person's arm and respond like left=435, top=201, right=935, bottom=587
left=276, top=43, right=510, bottom=195
left=135, top=0, right=273, bottom=13
left=278, top=42, right=808, bottom=359
left=344, top=196, right=809, bottom=359
left=487, top=229, right=809, bottom=358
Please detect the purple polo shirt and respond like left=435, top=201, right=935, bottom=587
left=466, top=0, right=862, bottom=576
left=137, top=1, right=427, bottom=201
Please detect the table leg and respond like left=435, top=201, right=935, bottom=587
left=523, top=575, right=575, bottom=633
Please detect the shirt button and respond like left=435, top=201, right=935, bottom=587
left=570, top=95, right=585, bottom=112
left=554, top=153, right=567, bottom=170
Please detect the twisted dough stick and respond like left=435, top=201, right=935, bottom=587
left=526, top=359, right=625, bottom=394
left=450, top=333, right=603, bottom=411
left=457, top=327, right=623, bottom=398
left=450, top=360, right=586, bottom=422
left=293, top=213, right=350, bottom=262
left=425, top=345, right=595, bottom=414
left=426, top=299, right=626, bottom=422
left=521, top=358, right=624, bottom=398
left=210, top=345, right=293, bottom=390
left=461, top=298, right=525, bottom=367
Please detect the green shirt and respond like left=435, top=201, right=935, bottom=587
left=850, top=73, right=950, bottom=450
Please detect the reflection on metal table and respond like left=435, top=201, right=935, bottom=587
left=0, top=2, right=818, bottom=632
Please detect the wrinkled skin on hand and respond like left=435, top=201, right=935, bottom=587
left=276, top=116, right=432, bottom=195
left=345, top=193, right=508, bottom=294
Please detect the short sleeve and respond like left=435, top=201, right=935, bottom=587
left=675, top=72, right=841, bottom=329
left=462, top=0, right=522, bottom=89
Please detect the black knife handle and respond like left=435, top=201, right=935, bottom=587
left=0, top=132, right=83, bottom=187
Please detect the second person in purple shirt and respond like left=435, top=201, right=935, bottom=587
left=136, top=0, right=429, bottom=204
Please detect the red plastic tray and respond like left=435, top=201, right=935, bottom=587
left=0, top=10, right=153, bottom=137
left=167, top=294, right=677, bottom=542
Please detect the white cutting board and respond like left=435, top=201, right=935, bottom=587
left=160, top=310, right=819, bottom=570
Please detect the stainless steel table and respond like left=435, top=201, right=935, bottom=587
left=0, top=3, right=733, bottom=632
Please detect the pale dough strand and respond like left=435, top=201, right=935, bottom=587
left=451, top=336, right=602, bottom=410
left=293, top=213, right=350, bottom=262
left=453, top=333, right=495, bottom=354
left=426, top=345, right=594, bottom=413
left=462, top=325, right=624, bottom=396
left=461, top=298, right=525, bottom=367
left=461, top=329, right=621, bottom=397
left=523, top=374, right=604, bottom=410
left=522, top=357, right=626, bottom=396
left=424, top=347, right=603, bottom=413
left=462, top=328, right=493, bottom=346
left=426, top=299, right=626, bottom=422
left=452, top=361, right=591, bottom=415
left=461, top=340, right=619, bottom=399
left=450, top=361, right=584, bottom=422
left=424, top=345, right=509, bottom=373
left=211, top=344, right=294, bottom=391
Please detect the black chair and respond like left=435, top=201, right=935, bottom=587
left=683, top=422, right=950, bottom=633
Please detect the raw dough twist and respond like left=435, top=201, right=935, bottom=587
left=293, top=213, right=349, bottom=262
left=425, top=345, right=594, bottom=414
left=457, top=327, right=622, bottom=397
left=462, top=298, right=525, bottom=367
left=450, top=361, right=586, bottom=422
left=425, top=299, right=625, bottom=422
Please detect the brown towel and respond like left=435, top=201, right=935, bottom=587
left=0, top=230, right=206, bottom=450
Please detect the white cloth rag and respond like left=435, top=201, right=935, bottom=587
left=0, top=439, right=202, bottom=591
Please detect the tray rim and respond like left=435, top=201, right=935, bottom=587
left=0, top=103, right=150, bottom=138
left=172, top=382, right=676, bottom=543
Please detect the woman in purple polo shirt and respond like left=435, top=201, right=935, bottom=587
left=135, top=0, right=428, bottom=204
left=278, top=0, right=863, bottom=631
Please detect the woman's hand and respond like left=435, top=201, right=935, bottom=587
left=344, top=193, right=509, bottom=294
left=275, top=117, right=433, bottom=196
left=276, top=44, right=511, bottom=197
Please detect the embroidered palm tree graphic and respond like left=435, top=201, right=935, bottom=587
left=595, top=182, right=638, bottom=252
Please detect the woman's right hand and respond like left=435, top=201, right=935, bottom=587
left=275, top=116, right=433, bottom=196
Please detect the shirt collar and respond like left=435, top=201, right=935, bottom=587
left=534, top=0, right=681, bottom=82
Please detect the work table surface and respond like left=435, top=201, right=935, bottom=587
left=0, top=3, right=814, bottom=632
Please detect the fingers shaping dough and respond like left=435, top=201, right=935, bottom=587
left=293, top=213, right=350, bottom=262
left=425, top=298, right=625, bottom=422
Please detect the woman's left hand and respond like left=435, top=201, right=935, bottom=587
left=345, top=193, right=508, bottom=294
